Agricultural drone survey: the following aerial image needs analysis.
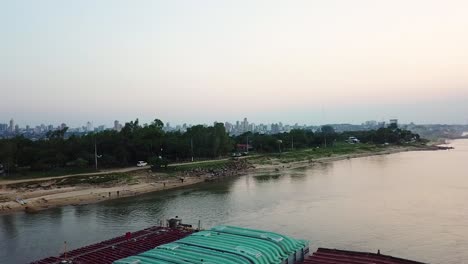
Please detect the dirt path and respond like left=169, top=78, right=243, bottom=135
left=0, top=158, right=233, bottom=186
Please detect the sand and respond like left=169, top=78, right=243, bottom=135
left=0, top=176, right=206, bottom=213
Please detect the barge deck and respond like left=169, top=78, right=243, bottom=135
left=31, top=226, right=193, bottom=264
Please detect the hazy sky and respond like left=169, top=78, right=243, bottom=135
left=1, top=0, right=468, bottom=127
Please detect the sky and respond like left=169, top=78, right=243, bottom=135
left=1, top=0, right=468, bottom=127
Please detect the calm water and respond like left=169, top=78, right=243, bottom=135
left=2, top=140, right=468, bottom=264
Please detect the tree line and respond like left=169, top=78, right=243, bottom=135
left=0, top=120, right=421, bottom=174
left=232, top=125, right=422, bottom=153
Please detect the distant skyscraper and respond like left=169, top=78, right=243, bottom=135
left=60, top=123, right=67, bottom=130
left=86, top=121, right=93, bottom=132
left=242, top=118, right=249, bottom=132
left=114, top=120, right=121, bottom=131
left=224, top=122, right=232, bottom=133
left=9, top=118, right=14, bottom=132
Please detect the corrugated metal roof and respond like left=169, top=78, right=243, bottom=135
left=304, top=248, right=427, bottom=264
left=114, top=226, right=308, bottom=264
left=31, top=227, right=193, bottom=264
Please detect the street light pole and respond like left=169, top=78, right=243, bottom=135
left=246, top=135, right=249, bottom=153
left=190, top=138, right=194, bottom=162
left=94, top=139, right=98, bottom=171
left=94, top=137, right=102, bottom=171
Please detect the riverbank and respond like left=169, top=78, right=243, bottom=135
left=0, top=144, right=438, bottom=214
left=0, top=160, right=253, bottom=214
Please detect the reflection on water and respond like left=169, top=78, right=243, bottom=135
left=1, top=139, right=468, bottom=264
left=253, top=173, right=281, bottom=182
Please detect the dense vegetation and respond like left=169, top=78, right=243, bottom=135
left=0, top=120, right=422, bottom=175
left=0, top=119, right=232, bottom=174
left=233, top=125, right=422, bottom=153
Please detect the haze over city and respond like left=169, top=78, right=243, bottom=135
left=2, top=0, right=468, bottom=126
left=4, top=1, right=468, bottom=264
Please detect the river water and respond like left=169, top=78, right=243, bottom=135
left=1, top=139, right=468, bottom=264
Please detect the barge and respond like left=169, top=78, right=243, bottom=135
left=31, top=220, right=426, bottom=264
left=31, top=226, right=193, bottom=264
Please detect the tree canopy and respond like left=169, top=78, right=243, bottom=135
left=0, top=119, right=421, bottom=174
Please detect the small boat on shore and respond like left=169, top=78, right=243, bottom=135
left=16, top=197, right=27, bottom=205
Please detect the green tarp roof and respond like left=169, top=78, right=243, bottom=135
left=114, top=225, right=308, bottom=264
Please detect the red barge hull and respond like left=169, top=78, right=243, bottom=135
left=31, top=226, right=193, bottom=264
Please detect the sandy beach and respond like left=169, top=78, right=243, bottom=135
left=0, top=146, right=435, bottom=214
left=0, top=175, right=209, bottom=214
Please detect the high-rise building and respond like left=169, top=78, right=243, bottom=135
left=242, top=118, right=249, bottom=132
left=86, top=121, right=93, bottom=132
left=113, top=120, right=122, bottom=131
left=9, top=118, right=14, bottom=132
left=389, top=119, right=398, bottom=128
left=60, top=123, right=67, bottom=130
left=224, top=122, right=232, bottom=133
left=0, top=123, right=7, bottom=131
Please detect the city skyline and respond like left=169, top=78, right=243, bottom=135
left=0, top=116, right=389, bottom=133
left=2, top=115, right=467, bottom=132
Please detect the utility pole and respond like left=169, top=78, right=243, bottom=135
left=246, top=135, right=249, bottom=153
left=94, top=137, right=102, bottom=171
left=190, top=138, right=194, bottom=162
left=324, top=133, right=327, bottom=148
left=94, top=139, right=98, bottom=171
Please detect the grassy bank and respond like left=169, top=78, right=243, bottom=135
left=1, top=167, right=96, bottom=181
left=55, top=173, right=135, bottom=186
left=1, top=143, right=426, bottom=183
left=5, top=172, right=136, bottom=189
left=247, top=143, right=410, bottom=165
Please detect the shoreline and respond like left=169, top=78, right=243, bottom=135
left=0, top=145, right=437, bottom=215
